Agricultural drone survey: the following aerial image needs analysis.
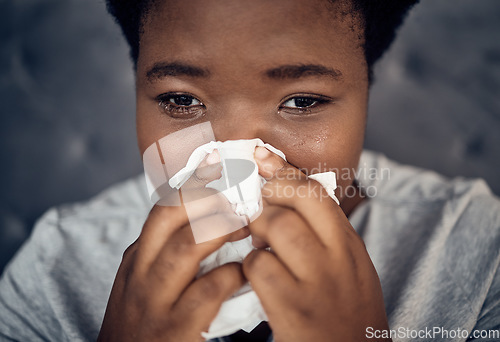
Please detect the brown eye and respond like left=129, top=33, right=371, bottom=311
left=283, top=97, right=318, bottom=108
left=165, top=94, right=201, bottom=107
left=157, top=93, right=205, bottom=119
left=280, top=95, right=332, bottom=116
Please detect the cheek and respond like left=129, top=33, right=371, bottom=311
left=276, top=110, right=366, bottom=200
left=281, top=115, right=365, bottom=173
left=136, top=113, right=155, bottom=156
left=136, top=93, right=196, bottom=155
left=136, top=92, right=161, bottom=154
left=285, top=127, right=363, bottom=174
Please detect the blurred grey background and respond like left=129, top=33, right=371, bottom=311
left=1, top=0, right=499, bottom=273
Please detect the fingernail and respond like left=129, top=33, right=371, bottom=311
left=254, top=147, right=271, bottom=160
left=206, top=150, right=221, bottom=165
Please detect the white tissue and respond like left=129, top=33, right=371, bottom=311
left=167, top=139, right=339, bottom=339
left=198, top=237, right=267, bottom=339
left=169, top=139, right=286, bottom=220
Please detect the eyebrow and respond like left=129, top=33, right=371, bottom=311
left=146, top=62, right=210, bottom=82
left=145, top=62, right=342, bottom=82
left=265, top=64, right=343, bottom=80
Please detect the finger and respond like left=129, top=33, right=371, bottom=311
left=255, top=148, right=352, bottom=246
left=148, top=212, right=248, bottom=305
left=136, top=192, right=234, bottom=269
left=111, top=239, right=140, bottom=296
left=171, top=262, right=246, bottom=334
left=154, top=152, right=222, bottom=208
left=180, top=186, right=233, bottom=216
left=263, top=175, right=355, bottom=248
left=254, top=146, right=288, bottom=180
left=242, top=250, right=297, bottom=314
left=181, top=150, right=222, bottom=191
left=186, top=208, right=248, bottom=244
left=251, top=234, right=268, bottom=249
left=195, top=150, right=222, bottom=181
left=248, top=205, right=326, bottom=280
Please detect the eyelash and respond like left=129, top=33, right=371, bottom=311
left=156, top=92, right=205, bottom=119
left=279, top=94, right=332, bottom=115
left=156, top=92, right=332, bottom=118
left=155, top=93, right=205, bottom=119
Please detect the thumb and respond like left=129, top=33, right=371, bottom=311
left=254, top=147, right=305, bottom=182
left=254, top=147, right=287, bottom=179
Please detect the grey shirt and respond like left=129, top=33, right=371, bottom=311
left=1, top=150, right=499, bottom=341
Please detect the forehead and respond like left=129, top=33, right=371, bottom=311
left=138, top=0, right=365, bottom=80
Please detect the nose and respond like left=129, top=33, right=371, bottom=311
left=209, top=107, right=269, bottom=142
left=212, top=120, right=259, bottom=141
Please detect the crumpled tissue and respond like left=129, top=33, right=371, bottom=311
left=167, top=139, right=339, bottom=339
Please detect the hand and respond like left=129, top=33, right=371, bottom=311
left=98, top=155, right=248, bottom=342
left=243, top=147, right=390, bottom=342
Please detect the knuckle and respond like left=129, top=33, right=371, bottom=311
left=149, top=259, right=176, bottom=282
left=243, top=251, right=282, bottom=285
left=343, top=226, right=365, bottom=247
left=267, top=208, right=296, bottom=233
left=289, top=232, right=316, bottom=253
left=190, top=170, right=208, bottom=188
left=119, top=245, right=139, bottom=283
left=170, top=240, right=197, bottom=258
left=260, top=159, right=286, bottom=179
left=145, top=205, right=168, bottom=226
left=197, top=277, right=222, bottom=300
left=295, top=305, right=315, bottom=321
left=194, top=163, right=222, bottom=183
left=243, top=249, right=269, bottom=274
left=124, top=275, right=148, bottom=304
left=148, top=204, right=180, bottom=222
left=122, top=240, right=138, bottom=260
left=148, top=204, right=164, bottom=219
left=182, top=295, right=202, bottom=313
left=272, top=164, right=288, bottom=179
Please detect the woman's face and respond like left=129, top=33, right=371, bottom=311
left=136, top=0, right=368, bottom=203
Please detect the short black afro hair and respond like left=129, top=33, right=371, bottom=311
left=106, top=0, right=419, bottom=82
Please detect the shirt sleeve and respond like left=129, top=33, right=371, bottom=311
left=0, top=208, right=65, bottom=342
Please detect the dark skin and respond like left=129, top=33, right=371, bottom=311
left=98, top=0, right=390, bottom=341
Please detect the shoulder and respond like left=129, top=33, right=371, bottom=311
left=358, top=150, right=500, bottom=249
left=360, top=150, right=496, bottom=201
left=357, top=151, right=500, bottom=333
left=357, top=151, right=500, bottom=326
left=29, top=174, right=152, bottom=286
left=0, top=175, right=151, bottom=341
left=27, top=175, right=151, bottom=262
left=358, top=150, right=500, bottom=223
left=55, top=174, right=151, bottom=223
